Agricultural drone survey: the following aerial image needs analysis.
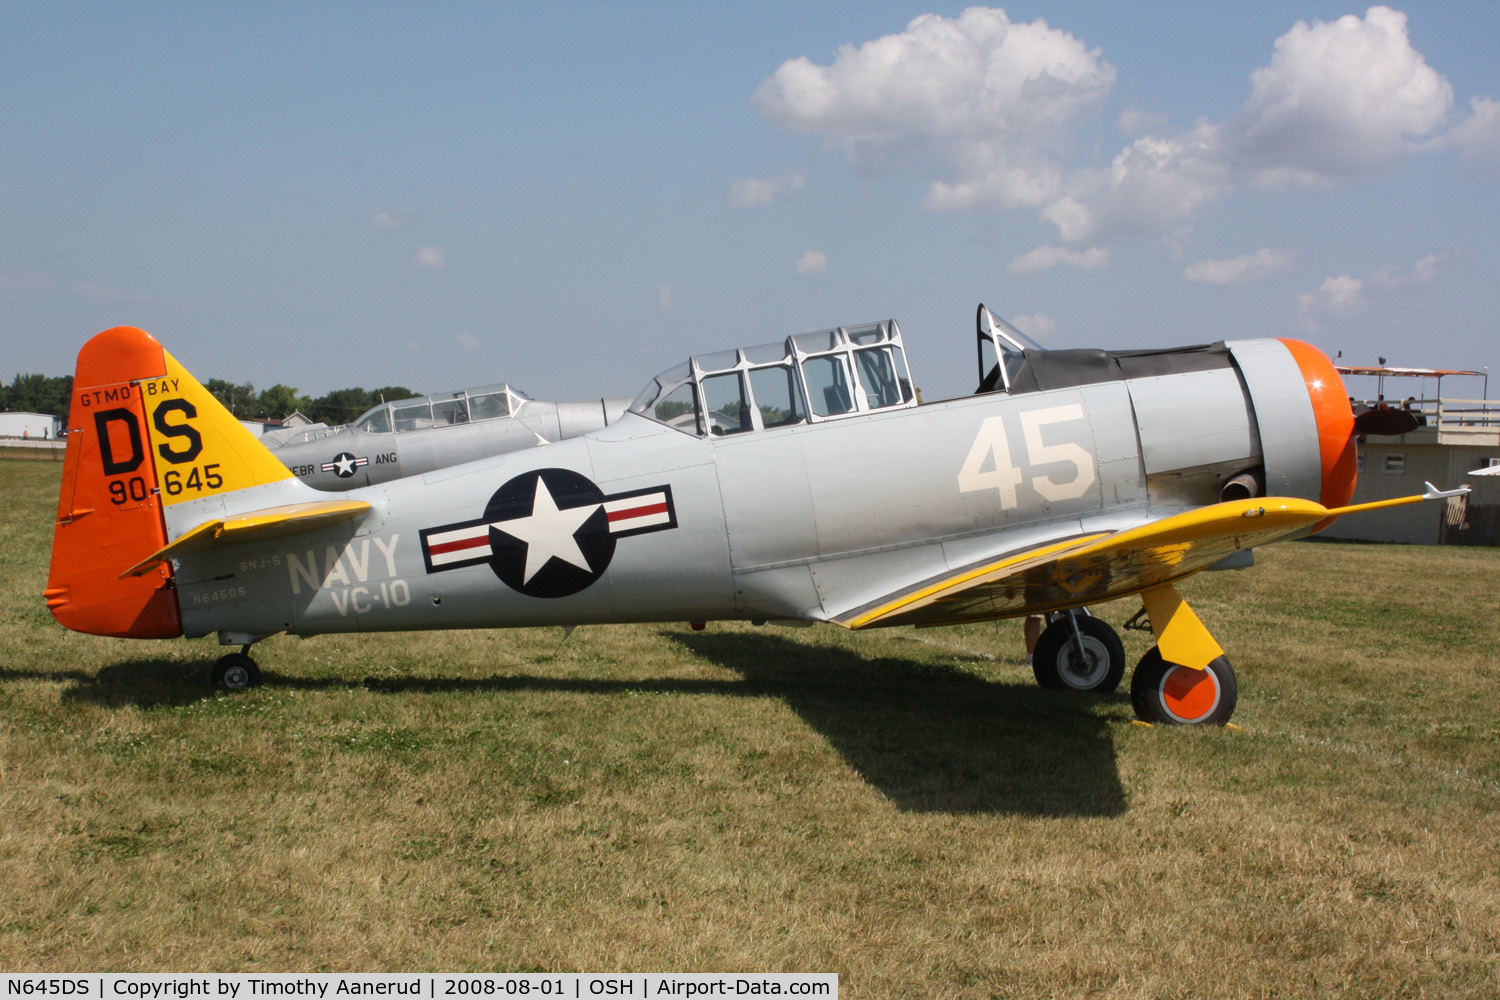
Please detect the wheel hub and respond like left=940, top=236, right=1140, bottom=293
left=1059, top=636, right=1108, bottom=689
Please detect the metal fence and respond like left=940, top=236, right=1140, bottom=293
left=1352, top=396, right=1500, bottom=429
left=1438, top=494, right=1500, bottom=546
left=0, top=439, right=66, bottom=461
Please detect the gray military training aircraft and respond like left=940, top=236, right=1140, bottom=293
left=44, top=309, right=1456, bottom=726
left=265, top=384, right=632, bottom=490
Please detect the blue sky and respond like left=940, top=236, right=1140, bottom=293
left=3, top=2, right=1498, bottom=403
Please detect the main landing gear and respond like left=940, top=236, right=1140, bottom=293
left=211, top=648, right=262, bottom=691
left=1031, top=610, right=1126, bottom=693
left=1031, top=601, right=1239, bottom=726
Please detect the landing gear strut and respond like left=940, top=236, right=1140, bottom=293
left=1031, top=611, right=1127, bottom=693
left=211, top=648, right=262, bottom=691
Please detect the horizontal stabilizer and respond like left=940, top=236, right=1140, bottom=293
left=120, top=500, right=372, bottom=578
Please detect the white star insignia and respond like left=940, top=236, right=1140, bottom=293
left=491, top=477, right=600, bottom=583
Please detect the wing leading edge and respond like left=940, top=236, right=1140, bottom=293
left=835, top=487, right=1460, bottom=633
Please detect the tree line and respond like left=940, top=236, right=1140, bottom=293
left=0, top=374, right=72, bottom=422
left=200, top=380, right=420, bottom=425
left=2, top=372, right=419, bottom=428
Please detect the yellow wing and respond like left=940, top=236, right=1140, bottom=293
left=835, top=490, right=1447, bottom=631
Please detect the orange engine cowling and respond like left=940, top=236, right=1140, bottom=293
left=1277, top=338, right=1358, bottom=512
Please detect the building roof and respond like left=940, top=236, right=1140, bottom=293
left=1337, top=365, right=1484, bottom=377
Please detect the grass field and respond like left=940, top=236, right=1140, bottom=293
left=2, top=459, right=1498, bottom=995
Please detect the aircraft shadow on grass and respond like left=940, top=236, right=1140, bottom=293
left=671, top=631, right=1127, bottom=818
left=49, top=658, right=211, bottom=710
left=55, top=630, right=1126, bottom=819
left=1, top=665, right=94, bottom=685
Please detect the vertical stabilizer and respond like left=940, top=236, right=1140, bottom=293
left=44, top=326, right=296, bottom=638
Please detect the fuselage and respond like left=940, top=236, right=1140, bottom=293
left=168, top=335, right=1345, bottom=641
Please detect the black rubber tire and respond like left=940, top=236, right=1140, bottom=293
left=1032, top=614, right=1127, bottom=693
left=211, top=652, right=262, bottom=691
left=1130, top=646, right=1237, bottom=725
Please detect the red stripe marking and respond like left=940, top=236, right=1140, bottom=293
left=607, top=501, right=668, bottom=523
left=428, top=534, right=491, bottom=556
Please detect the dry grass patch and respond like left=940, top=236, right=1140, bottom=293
left=2, top=461, right=1498, bottom=995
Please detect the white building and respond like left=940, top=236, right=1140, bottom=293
left=0, top=412, right=59, bottom=439
left=1319, top=366, right=1500, bottom=546
left=239, top=410, right=316, bottom=438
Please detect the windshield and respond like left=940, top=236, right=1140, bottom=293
left=354, top=406, right=392, bottom=434
left=977, top=304, right=1042, bottom=393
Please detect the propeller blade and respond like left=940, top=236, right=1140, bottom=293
left=1353, top=406, right=1420, bottom=436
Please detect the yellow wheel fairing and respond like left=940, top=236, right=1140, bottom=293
left=1140, top=583, right=1224, bottom=671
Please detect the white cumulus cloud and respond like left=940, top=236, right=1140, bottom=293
left=1008, top=244, right=1109, bottom=274
left=1431, top=96, right=1500, bottom=164
left=1411, top=252, right=1442, bottom=284
left=1052, top=7, right=1453, bottom=245
left=368, top=206, right=418, bottom=230
left=456, top=333, right=480, bottom=349
left=1370, top=251, right=1444, bottom=289
left=752, top=6, right=1477, bottom=257
left=1050, top=124, right=1231, bottom=244
left=1184, top=248, right=1295, bottom=285
left=1008, top=313, right=1058, bottom=341
left=728, top=172, right=806, bottom=207
left=1298, top=252, right=1446, bottom=333
left=796, top=250, right=827, bottom=276
left=754, top=7, right=1114, bottom=211
left=1223, top=5, right=1452, bottom=182
left=413, top=246, right=447, bottom=270
left=1298, top=275, right=1367, bottom=331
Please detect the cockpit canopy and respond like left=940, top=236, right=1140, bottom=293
left=629, top=321, right=918, bottom=436
left=351, top=383, right=533, bottom=435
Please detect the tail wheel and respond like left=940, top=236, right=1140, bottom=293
left=1032, top=615, right=1127, bottom=693
left=1130, top=647, right=1237, bottom=725
left=211, top=652, right=262, bottom=691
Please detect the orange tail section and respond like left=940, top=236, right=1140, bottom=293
left=44, top=326, right=296, bottom=638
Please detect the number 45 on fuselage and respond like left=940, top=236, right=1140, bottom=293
left=44, top=308, right=1456, bottom=726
